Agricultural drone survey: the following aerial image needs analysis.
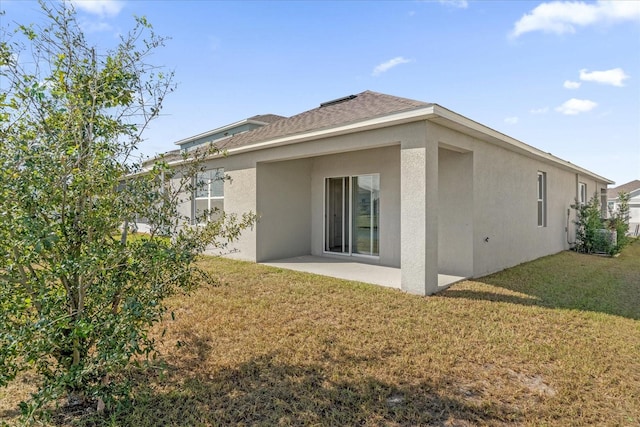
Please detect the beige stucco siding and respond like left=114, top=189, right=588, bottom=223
left=256, top=158, right=312, bottom=261
left=427, top=121, right=609, bottom=278
left=224, top=165, right=259, bottom=260
left=438, top=147, right=473, bottom=277
left=174, top=154, right=259, bottom=260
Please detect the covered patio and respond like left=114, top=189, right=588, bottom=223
left=262, top=255, right=466, bottom=291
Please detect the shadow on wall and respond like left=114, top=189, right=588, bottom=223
left=441, top=239, right=640, bottom=320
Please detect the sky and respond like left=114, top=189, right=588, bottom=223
left=3, top=0, right=640, bottom=186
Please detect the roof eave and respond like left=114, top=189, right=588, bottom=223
left=167, top=104, right=613, bottom=185
left=429, top=105, right=615, bottom=185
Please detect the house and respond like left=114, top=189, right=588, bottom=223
left=161, top=91, right=613, bottom=295
left=608, top=180, right=640, bottom=236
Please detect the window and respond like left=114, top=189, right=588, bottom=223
left=537, top=171, right=546, bottom=227
left=193, top=168, right=224, bottom=223
left=578, top=182, right=587, bottom=205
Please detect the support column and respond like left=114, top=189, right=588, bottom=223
left=400, top=123, right=439, bottom=295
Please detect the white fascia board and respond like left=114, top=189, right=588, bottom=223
left=430, top=105, right=614, bottom=185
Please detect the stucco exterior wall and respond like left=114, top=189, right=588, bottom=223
left=172, top=170, right=193, bottom=222
left=438, top=147, right=474, bottom=277
left=174, top=154, right=259, bottom=261
left=256, top=158, right=312, bottom=261
left=223, top=165, right=259, bottom=260
left=426, top=121, right=609, bottom=278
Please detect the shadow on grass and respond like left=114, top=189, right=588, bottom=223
left=0, top=407, right=21, bottom=421
left=79, top=353, right=518, bottom=427
left=442, top=239, right=640, bottom=320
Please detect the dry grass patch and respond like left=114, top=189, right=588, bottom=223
left=2, top=241, right=639, bottom=426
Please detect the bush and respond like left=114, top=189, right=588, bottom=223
left=607, top=192, right=631, bottom=250
left=0, top=3, right=254, bottom=423
left=572, top=192, right=631, bottom=255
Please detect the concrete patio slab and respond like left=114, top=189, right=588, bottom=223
left=262, top=255, right=466, bottom=291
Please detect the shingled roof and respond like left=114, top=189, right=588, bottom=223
left=246, top=114, right=286, bottom=124
left=608, top=180, right=640, bottom=198
left=214, top=91, right=430, bottom=151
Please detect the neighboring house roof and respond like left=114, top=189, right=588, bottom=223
left=215, top=91, right=430, bottom=151
left=174, top=114, right=287, bottom=148
left=246, top=114, right=287, bottom=124
left=608, top=180, right=640, bottom=199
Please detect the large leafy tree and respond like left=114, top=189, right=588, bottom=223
left=0, top=2, right=252, bottom=420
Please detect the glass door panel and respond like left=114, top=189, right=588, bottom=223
left=352, top=175, right=379, bottom=256
left=325, top=174, right=379, bottom=256
left=325, top=177, right=349, bottom=253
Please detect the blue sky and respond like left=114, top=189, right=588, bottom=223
left=4, top=0, right=640, bottom=185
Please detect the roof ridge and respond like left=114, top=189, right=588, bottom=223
left=359, top=90, right=429, bottom=105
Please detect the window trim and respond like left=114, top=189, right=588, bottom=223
left=193, top=167, right=224, bottom=224
left=578, top=182, right=587, bottom=205
left=537, top=171, right=547, bottom=227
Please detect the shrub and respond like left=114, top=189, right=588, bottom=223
left=572, top=192, right=631, bottom=255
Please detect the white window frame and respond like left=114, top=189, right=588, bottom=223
left=537, top=171, right=547, bottom=227
left=323, top=173, right=380, bottom=259
left=193, top=168, right=224, bottom=224
left=578, top=182, right=587, bottom=205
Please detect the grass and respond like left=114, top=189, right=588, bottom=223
left=1, top=240, right=639, bottom=426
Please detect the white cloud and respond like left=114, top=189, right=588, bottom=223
left=511, top=0, right=640, bottom=38
left=530, top=107, right=549, bottom=114
left=555, top=98, right=597, bottom=115
left=579, top=68, right=629, bottom=87
left=438, top=0, right=468, bottom=9
left=563, top=80, right=581, bottom=89
left=70, top=0, right=124, bottom=17
left=372, top=57, right=412, bottom=77
left=504, top=116, right=519, bottom=124
left=78, top=19, right=113, bottom=33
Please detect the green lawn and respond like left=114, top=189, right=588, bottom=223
left=2, top=241, right=639, bottom=426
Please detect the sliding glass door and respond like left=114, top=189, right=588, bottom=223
left=325, top=174, right=379, bottom=257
